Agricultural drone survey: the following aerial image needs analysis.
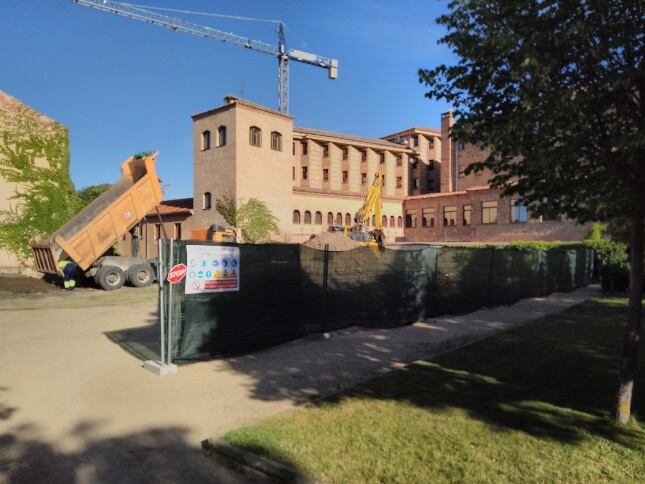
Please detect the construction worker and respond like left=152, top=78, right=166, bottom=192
left=58, top=259, right=78, bottom=291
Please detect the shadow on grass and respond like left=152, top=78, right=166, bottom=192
left=317, top=298, right=644, bottom=446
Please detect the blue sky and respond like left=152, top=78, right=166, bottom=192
left=1, top=0, right=454, bottom=199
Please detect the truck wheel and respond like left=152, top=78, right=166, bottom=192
left=128, top=263, right=154, bottom=288
left=96, top=265, right=125, bottom=291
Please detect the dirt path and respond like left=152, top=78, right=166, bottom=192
left=0, top=286, right=600, bottom=482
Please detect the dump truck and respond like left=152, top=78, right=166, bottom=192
left=29, top=152, right=164, bottom=290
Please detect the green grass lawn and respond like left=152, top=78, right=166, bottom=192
left=224, top=297, right=645, bottom=483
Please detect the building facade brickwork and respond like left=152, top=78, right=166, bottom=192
left=189, top=97, right=587, bottom=244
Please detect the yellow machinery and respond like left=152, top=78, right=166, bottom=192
left=329, top=172, right=385, bottom=248
left=190, top=224, right=237, bottom=243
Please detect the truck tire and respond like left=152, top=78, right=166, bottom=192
left=96, top=265, right=125, bottom=291
left=127, top=263, right=154, bottom=288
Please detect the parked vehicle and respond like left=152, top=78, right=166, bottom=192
left=29, top=152, right=164, bottom=290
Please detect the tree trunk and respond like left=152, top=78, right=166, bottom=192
left=616, top=208, right=644, bottom=424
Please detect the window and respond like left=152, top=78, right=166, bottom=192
left=304, top=210, right=312, bottom=224
left=302, top=141, right=308, bottom=155
left=293, top=210, right=301, bottom=224
left=271, top=131, right=282, bottom=151
left=342, top=147, right=348, bottom=160
left=154, top=224, right=161, bottom=240
left=202, top=192, right=212, bottom=210
left=397, top=216, right=403, bottom=227
left=396, top=154, right=402, bottom=166
left=371, top=215, right=376, bottom=226
left=458, top=165, right=466, bottom=178
left=249, top=126, right=261, bottom=147
left=457, top=142, right=465, bottom=151
left=315, top=211, right=322, bottom=224
left=201, top=130, right=211, bottom=151
left=336, top=213, right=343, bottom=225
left=323, top=169, right=329, bottom=181
left=361, top=149, right=367, bottom=162
left=390, top=216, right=395, bottom=227
left=428, top=161, right=435, bottom=171
left=411, top=158, right=418, bottom=169
left=327, top=212, right=334, bottom=225
left=482, top=201, right=498, bottom=224
left=361, top=173, right=367, bottom=185
left=444, top=206, right=457, bottom=226
left=422, top=208, right=435, bottom=228
left=302, top=166, right=308, bottom=180
left=405, top=210, right=417, bottom=228
left=379, top=152, right=385, bottom=164
left=217, top=126, right=227, bottom=147
left=463, top=205, right=472, bottom=226
left=396, top=176, right=402, bottom=188
left=342, top=170, right=348, bottom=184
left=413, top=178, right=419, bottom=189
left=512, top=201, right=528, bottom=223
left=323, top=144, right=329, bottom=157
left=293, top=142, right=296, bottom=155
left=382, top=215, right=388, bottom=227
left=292, top=166, right=295, bottom=180
left=174, top=222, right=181, bottom=240
left=345, top=213, right=352, bottom=226
left=413, top=135, right=419, bottom=147
left=427, top=179, right=434, bottom=191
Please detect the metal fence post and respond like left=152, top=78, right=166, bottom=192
left=322, top=243, right=329, bottom=333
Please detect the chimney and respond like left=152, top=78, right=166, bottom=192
left=440, top=111, right=454, bottom=193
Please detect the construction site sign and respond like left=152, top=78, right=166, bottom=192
left=185, top=245, right=240, bottom=294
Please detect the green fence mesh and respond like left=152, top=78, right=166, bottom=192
left=159, top=241, right=593, bottom=362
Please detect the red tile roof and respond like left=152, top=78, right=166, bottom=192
left=146, top=198, right=193, bottom=217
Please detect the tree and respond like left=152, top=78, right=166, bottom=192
left=419, top=0, right=644, bottom=424
left=0, top=104, right=80, bottom=264
left=215, top=195, right=279, bottom=243
left=77, top=183, right=111, bottom=208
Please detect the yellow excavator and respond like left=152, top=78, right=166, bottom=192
left=330, top=172, right=385, bottom=248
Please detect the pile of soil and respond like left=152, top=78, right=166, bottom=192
left=0, top=274, right=58, bottom=294
left=301, top=232, right=362, bottom=251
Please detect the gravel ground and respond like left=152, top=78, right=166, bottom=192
left=0, top=285, right=600, bottom=483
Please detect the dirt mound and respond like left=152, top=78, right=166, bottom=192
left=0, top=274, right=58, bottom=294
left=302, top=232, right=362, bottom=251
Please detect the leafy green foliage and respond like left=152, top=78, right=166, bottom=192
left=0, top=104, right=80, bottom=263
left=509, top=240, right=585, bottom=251
left=586, top=224, right=606, bottom=242
left=215, top=195, right=279, bottom=243
left=419, top=1, right=644, bottom=224
left=77, top=183, right=111, bottom=208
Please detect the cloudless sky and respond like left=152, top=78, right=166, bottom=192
left=1, top=0, right=454, bottom=199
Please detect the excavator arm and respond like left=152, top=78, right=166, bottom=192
left=355, top=172, right=383, bottom=229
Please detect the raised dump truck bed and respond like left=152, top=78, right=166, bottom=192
left=30, top=152, right=163, bottom=289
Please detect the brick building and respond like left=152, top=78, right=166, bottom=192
left=189, top=96, right=586, bottom=244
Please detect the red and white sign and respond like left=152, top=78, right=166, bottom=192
left=166, top=263, right=187, bottom=284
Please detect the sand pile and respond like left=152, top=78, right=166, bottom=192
left=301, top=232, right=362, bottom=251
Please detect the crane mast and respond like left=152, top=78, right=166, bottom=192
left=69, top=0, right=338, bottom=113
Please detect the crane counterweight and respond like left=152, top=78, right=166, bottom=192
left=70, top=0, right=338, bottom=113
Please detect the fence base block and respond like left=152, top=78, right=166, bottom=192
left=143, top=360, right=178, bottom=376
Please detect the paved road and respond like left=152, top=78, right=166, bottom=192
left=0, top=286, right=599, bottom=483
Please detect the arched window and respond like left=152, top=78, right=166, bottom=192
left=315, top=211, right=322, bottom=224
left=382, top=215, right=388, bottom=227
left=217, top=126, right=227, bottom=147
left=390, top=216, right=395, bottom=227
left=336, top=213, right=343, bottom=225
left=397, top=216, right=403, bottom=227
left=345, top=213, right=351, bottom=226
left=293, top=210, right=301, bottom=224
left=249, top=126, right=262, bottom=147
left=304, top=210, right=312, bottom=224
left=202, top=192, right=212, bottom=210
left=327, top=212, right=334, bottom=225
left=371, top=215, right=376, bottom=226
left=271, top=131, right=282, bottom=151
left=201, top=130, right=211, bottom=151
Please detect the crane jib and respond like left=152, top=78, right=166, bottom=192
left=70, top=0, right=339, bottom=113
